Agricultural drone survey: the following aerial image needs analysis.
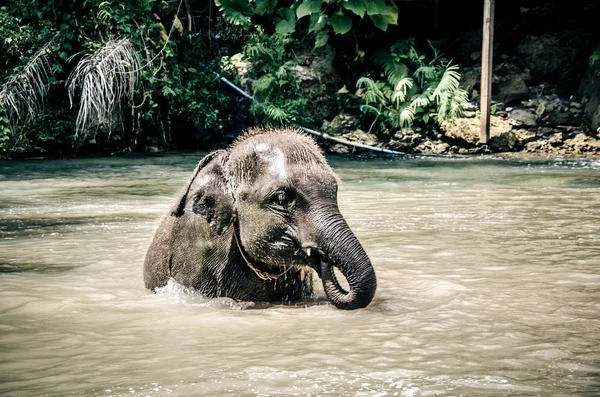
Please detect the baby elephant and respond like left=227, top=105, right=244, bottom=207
left=143, top=127, right=376, bottom=309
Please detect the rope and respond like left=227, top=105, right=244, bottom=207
left=202, top=64, right=467, bottom=158
left=202, top=64, right=409, bottom=155
left=233, top=226, right=291, bottom=281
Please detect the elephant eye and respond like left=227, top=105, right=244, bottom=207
left=270, top=189, right=295, bottom=208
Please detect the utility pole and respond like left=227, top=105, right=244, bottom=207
left=480, top=0, right=495, bottom=144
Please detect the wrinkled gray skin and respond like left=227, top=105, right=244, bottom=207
left=144, top=128, right=376, bottom=309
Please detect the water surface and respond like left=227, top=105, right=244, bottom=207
left=1, top=154, right=599, bottom=396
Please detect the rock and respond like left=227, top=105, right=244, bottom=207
left=517, top=34, right=570, bottom=81
left=508, top=109, right=537, bottom=127
left=327, top=114, right=359, bottom=135
left=288, top=44, right=340, bottom=120
left=535, top=101, right=547, bottom=117
left=548, top=132, right=563, bottom=146
left=460, top=66, right=481, bottom=94
left=464, top=102, right=478, bottom=111
left=495, top=66, right=531, bottom=105
left=442, top=116, right=512, bottom=146
left=564, top=133, right=600, bottom=153
left=570, top=101, right=584, bottom=109
left=546, top=111, right=571, bottom=125
left=415, top=140, right=449, bottom=154
left=575, top=60, right=600, bottom=132
left=341, top=129, right=378, bottom=146
left=511, top=130, right=537, bottom=148
left=328, top=144, right=350, bottom=154
left=391, top=129, right=423, bottom=150
left=489, top=131, right=518, bottom=152
left=526, top=140, right=546, bottom=152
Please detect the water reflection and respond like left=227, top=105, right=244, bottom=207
left=1, top=154, right=599, bottom=396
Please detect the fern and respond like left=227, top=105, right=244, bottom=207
left=372, top=50, right=408, bottom=86
left=358, top=39, right=467, bottom=133
left=391, top=77, right=414, bottom=104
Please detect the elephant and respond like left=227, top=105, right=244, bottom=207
left=143, top=127, right=376, bottom=310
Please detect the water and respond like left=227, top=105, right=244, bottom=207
left=1, top=154, right=600, bottom=396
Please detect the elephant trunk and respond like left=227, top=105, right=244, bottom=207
left=314, top=211, right=376, bottom=310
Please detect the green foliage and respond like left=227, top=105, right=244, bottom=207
left=214, top=0, right=253, bottom=26
left=357, top=39, right=468, bottom=134
left=0, top=106, right=11, bottom=152
left=239, top=32, right=311, bottom=126
left=215, top=0, right=399, bottom=48
left=590, top=44, right=600, bottom=67
left=0, top=0, right=237, bottom=154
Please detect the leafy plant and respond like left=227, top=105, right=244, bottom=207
left=0, top=106, right=11, bottom=152
left=237, top=31, right=311, bottom=125
left=214, top=0, right=399, bottom=48
left=357, top=39, right=468, bottom=134
left=590, top=44, right=600, bottom=67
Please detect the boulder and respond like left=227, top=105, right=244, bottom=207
left=493, top=62, right=531, bottom=105
left=513, top=129, right=537, bottom=147
left=341, top=129, right=379, bottom=146
left=517, top=34, right=568, bottom=80
left=564, top=133, right=600, bottom=153
left=390, top=129, right=424, bottom=151
left=508, top=109, right=537, bottom=127
left=442, top=116, right=512, bottom=146
left=489, top=131, right=518, bottom=152
left=546, top=111, right=571, bottom=126
left=459, top=66, right=481, bottom=95
left=548, top=132, right=564, bottom=146
left=575, top=60, right=600, bottom=132
left=326, top=114, right=359, bottom=135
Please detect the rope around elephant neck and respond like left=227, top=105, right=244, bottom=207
left=233, top=228, right=291, bottom=281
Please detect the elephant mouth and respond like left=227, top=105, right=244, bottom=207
left=305, top=248, right=349, bottom=295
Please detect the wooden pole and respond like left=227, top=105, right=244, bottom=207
left=480, top=0, right=495, bottom=144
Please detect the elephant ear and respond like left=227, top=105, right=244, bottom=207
left=144, top=150, right=233, bottom=290
left=171, top=150, right=234, bottom=235
left=172, top=150, right=223, bottom=217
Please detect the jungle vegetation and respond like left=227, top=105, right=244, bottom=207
left=0, top=0, right=468, bottom=157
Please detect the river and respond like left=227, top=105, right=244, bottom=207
left=1, top=153, right=599, bottom=396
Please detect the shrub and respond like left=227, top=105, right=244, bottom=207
left=356, top=38, right=468, bottom=135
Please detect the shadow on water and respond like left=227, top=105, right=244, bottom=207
left=0, top=261, right=78, bottom=274
left=0, top=215, right=155, bottom=239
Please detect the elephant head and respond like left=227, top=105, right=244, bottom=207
left=144, top=127, right=376, bottom=310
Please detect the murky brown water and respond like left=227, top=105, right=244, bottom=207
left=1, top=154, right=600, bottom=396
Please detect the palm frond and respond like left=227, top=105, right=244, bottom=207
left=357, top=77, right=387, bottom=105
left=399, top=105, right=415, bottom=128
left=0, top=35, right=59, bottom=134
left=437, top=86, right=469, bottom=122
left=371, top=50, right=408, bottom=86
left=409, top=92, right=431, bottom=111
left=391, top=77, right=414, bottom=104
left=413, top=65, right=435, bottom=87
left=431, top=63, right=461, bottom=101
left=67, top=38, right=141, bottom=136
